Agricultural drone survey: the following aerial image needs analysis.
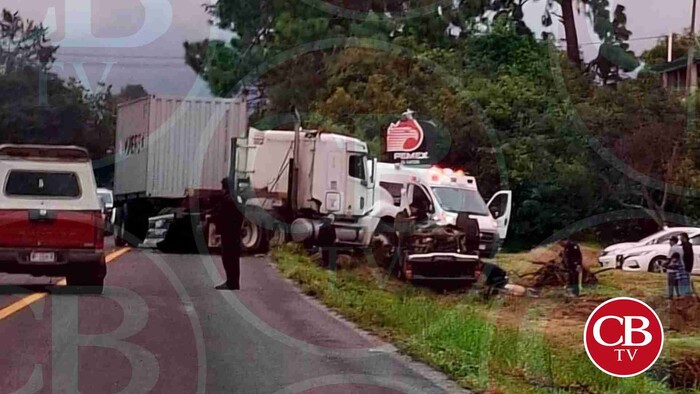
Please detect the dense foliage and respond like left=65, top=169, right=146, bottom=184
left=187, top=1, right=700, bottom=248
left=0, top=9, right=122, bottom=186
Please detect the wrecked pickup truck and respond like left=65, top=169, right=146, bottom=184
left=386, top=214, right=482, bottom=282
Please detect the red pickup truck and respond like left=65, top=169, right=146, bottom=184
left=0, top=145, right=106, bottom=293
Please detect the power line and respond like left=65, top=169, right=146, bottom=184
left=579, top=34, right=668, bottom=47
left=58, top=51, right=184, bottom=60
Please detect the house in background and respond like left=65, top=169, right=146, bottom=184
left=651, top=55, right=700, bottom=91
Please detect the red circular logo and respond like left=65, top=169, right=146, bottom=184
left=584, top=297, right=664, bottom=377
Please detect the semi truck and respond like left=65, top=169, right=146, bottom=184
left=112, top=95, right=247, bottom=247
left=230, top=127, right=386, bottom=251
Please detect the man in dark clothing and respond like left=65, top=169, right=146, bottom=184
left=560, top=239, right=583, bottom=297
left=681, top=233, right=694, bottom=275
left=214, top=177, right=244, bottom=290
left=481, top=262, right=508, bottom=299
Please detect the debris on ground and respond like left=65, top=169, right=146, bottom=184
left=511, top=243, right=601, bottom=290
left=658, top=354, right=700, bottom=390
left=527, top=244, right=600, bottom=269
left=516, top=260, right=598, bottom=289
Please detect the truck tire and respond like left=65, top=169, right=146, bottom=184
left=122, top=201, right=152, bottom=247
left=268, top=223, right=286, bottom=249
left=114, top=207, right=127, bottom=247
left=370, top=218, right=397, bottom=269
left=241, top=218, right=268, bottom=254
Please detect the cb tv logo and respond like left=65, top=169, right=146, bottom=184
left=584, top=297, right=664, bottom=377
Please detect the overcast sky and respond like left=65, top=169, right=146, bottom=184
left=5, top=0, right=697, bottom=96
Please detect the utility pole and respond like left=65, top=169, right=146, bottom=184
left=687, top=0, right=698, bottom=93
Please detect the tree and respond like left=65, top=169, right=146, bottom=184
left=540, top=0, right=638, bottom=76
left=0, top=10, right=114, bottom=161
left=585, top=5, right=639, bottom=84
left=117, top=84, right=149, bottom=103
left=0, top=9, right=56, bottom=73
left=185, top=1, right=700, bottom=248
left=642, top=31, right=697, bottom=65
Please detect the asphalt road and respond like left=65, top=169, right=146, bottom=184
left=0, top=241, right=464, bottom=393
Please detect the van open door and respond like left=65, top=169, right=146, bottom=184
left=487, top=190, right=512, bottom=240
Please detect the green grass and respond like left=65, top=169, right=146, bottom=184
left=272, top=245, right=672, bottom=393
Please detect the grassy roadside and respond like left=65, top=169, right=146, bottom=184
left=272, top=244, right=672, bottom=393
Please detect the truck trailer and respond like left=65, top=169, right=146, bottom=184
left=113, top=95, right=247, bottom=247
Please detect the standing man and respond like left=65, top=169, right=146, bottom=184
left=666, top=236, right=685, bottom=298
left=681, top=233, right=695, bottom=275
left=560, top=239, right=583, bottom=297
left=214, top=177, right=244, bottom=290
left=681, top=233, right=695, bottom=297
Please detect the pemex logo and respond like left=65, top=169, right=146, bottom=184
left=583, top=297, right=664, bottom=378
left=386, top=113, right=424, bottom=153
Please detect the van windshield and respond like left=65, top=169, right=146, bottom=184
left=432, top=187, right=489, bottom=216
left=5, top=171, right=81, bottom=198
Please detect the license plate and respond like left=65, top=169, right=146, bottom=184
left=30, top=252, right=56, bottom=263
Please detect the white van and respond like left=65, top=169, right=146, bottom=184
left=376, top=163, right=512, bottom=257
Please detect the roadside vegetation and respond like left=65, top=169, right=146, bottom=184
left=272, top=244, right=688, bottom=393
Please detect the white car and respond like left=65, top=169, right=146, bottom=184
left=599, top=227, right=700, bottom=269
left=615, top=230, right=700, bottom=273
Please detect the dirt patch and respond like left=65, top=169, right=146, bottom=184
left=654, top=298, right=700, bottom=334
left=668, top=354, right=700, bottom=390
left=548, top=296, right=607, bottom=321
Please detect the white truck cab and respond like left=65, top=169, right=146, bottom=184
left=235, top=128, right=377, bottom=250
left=375, top=163, right=512, bottom=257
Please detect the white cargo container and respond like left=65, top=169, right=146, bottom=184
left=113, top=95, right=247, bottom=246
left=115, top=95, right=246, bottom=198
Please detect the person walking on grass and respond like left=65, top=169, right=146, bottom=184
left=213, top=177, right=244, bottom=290
left=560, top=239, right=582, bottom=297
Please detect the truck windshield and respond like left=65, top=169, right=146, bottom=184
left=431, top=187, right=489, bottom=216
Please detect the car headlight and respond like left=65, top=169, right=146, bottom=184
left=599, top=250, right=610, bottom=257
left=624, top=250, right=654, bottom=259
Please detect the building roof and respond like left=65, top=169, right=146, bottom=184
left=650, top=54, right=700, bottom=73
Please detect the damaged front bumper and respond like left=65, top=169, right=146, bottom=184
left=405, top=252, right=481, bottom=281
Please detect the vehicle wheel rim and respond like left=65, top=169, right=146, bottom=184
left=241, top=220, right=259, bottom=249
left=371, top=233, right=393, bottom=267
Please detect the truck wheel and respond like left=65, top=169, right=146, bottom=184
left=122, top=201, right=152, bottom=247
left=371, top=232, right=395, bottom=269
left=241, top=218, right=267, bottom=253
left=268, top=223, right=286, bottom=249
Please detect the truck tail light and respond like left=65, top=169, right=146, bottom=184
left=404, top=260, right=413, bottom=280
left=93, top=211, right=104, bottom=250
